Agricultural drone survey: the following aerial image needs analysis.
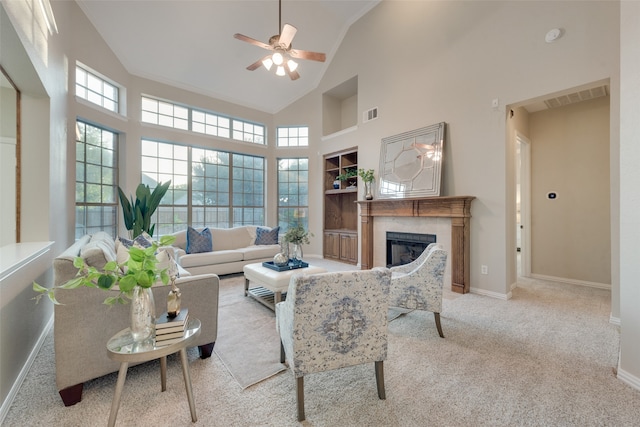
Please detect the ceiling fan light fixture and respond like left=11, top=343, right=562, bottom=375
left=262, top=57, right=274, bottom=71
left=276, top=65, right=286, bottom=77
left=287, top=59, right=298, bottom=72
left=272, top=51, right=284, bottom=65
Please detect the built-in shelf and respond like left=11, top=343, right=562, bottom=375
left=324, top=148, right=359, bottom=265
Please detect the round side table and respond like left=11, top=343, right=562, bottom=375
left=106, top=318, right=201, bottom=427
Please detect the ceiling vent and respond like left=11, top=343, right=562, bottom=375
left=363, top=107, right=378, bottom=123
left=543, top=85, right=608, bottom=109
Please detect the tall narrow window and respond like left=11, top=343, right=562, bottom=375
left=191, top=148, right=230, bottom=228
left=278, top=158, right=309, bottom=232
left=232, top=153, right=265, bottom=226
left=76, top=64, right=120, bottom=113
left=75, top=121, right=118, bottom=238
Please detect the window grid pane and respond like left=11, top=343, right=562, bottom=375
left=277, top=126, right=309, bottom=147
left=75, top=120, right=118, bottom=239
left=75, top=65, right=119, bottom=113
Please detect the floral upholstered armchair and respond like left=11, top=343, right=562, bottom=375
left=389, top=243, right=448, bottom=338
left=275, top=267, right=391, bottom=422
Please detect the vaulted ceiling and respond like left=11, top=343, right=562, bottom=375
left=76, top=0, right=380, bottom=114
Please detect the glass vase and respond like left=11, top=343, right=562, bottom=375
left=130, top=286, right=156, bottom=342
left=364, top=181, right=373, bottom=200
left=292, top=243, right=303, bottom=261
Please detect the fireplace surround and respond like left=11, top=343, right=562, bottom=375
left=357, top=196, right=475, bottom=293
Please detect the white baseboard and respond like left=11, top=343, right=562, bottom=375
left=609, top=314, right=621, bottom=326
left=530, top=273, right=611, bottom=290
left=617, top=367, right=640, bottom=392
left=470, top=287, right=512, bottom=300
left=0, top=316, right=53, bottom=424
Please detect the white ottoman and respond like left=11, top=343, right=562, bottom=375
left=243, top=262, right=327, bottom=310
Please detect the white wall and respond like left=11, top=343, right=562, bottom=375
left=618, top=0, right=640, bottom=388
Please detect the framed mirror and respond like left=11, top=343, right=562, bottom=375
left=378, top=122, right=446, bottom=199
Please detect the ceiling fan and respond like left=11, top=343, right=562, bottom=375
left=233, top=0, right=326, bottom=80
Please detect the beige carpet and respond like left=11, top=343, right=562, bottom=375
left=3, top=266, right=640, bottom=426
left=213, top=274, right=286, bottom=389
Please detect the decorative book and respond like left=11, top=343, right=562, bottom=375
left=156, top=308, right=189, bottom=330
left=155, top=335, right=185, bottom=347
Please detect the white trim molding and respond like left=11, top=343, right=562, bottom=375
left=530, top=273, right=611, bottom=290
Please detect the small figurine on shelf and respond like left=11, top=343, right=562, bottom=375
left=166, top=251, right=181, bottom=318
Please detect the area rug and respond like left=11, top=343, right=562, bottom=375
left=213, top=275, right=286, bottom=389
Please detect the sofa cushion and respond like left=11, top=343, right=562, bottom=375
left=179, top=250, right=243, bottom=268
left=209, top=227, right=253, bottom=251
left=255, top=226, right=279, bottom=245
left=186, top=227, right=213, bottom=254
left=239, top=245, right=281, bottom=261
left=80, top=232, right=117, bottom=270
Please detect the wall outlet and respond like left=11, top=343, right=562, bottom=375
left=481, top=265, right=488, bottom=275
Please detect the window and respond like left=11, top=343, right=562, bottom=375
left=233, top=120, right=265, bottom=145
left=277, top=126, right=309, bottom=147
left=75, top=64, right=119, bottom=113
left=75, top=121, right=118, bottom=238
left=141, top=139, right=265, bottom=234
left=192, top=110, right=230, bottom=138
left=141, top=97, right=189, bottom=131
left=278, top=158, right=309, bottom=232
left=141, top=95, right=265, bottom=144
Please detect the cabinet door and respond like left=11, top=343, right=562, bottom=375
left=323, top=232, right=340, bottom=259
left=339, top=233, right=358, bottom=264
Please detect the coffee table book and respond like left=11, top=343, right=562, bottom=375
left=156, top=308, right=189, bottom=330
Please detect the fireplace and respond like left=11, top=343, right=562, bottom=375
left=386, top=231, right=436, bottom=267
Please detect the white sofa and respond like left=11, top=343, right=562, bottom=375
left=170, top=226, right=281, bottom=276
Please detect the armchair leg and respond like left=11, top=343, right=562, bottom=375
left=434, top=312, right=445, bottom=338
left=280, top=340, right=285, bottom=364
left=296, top=376, right=305, bottom=421
left=375, top=361, right=386, bottom=400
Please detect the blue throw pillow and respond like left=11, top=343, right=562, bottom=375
left=186, top=226, right=213, bottom=254
left=255, top=226, right=279, bottom=245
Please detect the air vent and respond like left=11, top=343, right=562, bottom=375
left=363, top=107, right=378, bottom=123
left=543, top=85, right=608, bottom=109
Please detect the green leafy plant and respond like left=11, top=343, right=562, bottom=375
left=117, top=182, right=171, bottom=238
left=358, top=168, right=375, bottom=183
left=283, top=223, right=314, bottom=245
left=336, top=168, right=357, bottom=181
left=33, top=235, right=176, bottom=306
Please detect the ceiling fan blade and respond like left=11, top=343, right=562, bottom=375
left=287, top=68, right=300, bottom=80
left=246, top=56, right=269, bottom=71
left=234, top=33, right=273, bottom=51
left=279, top=23, right=297, bottom=48
left=289, top=49, right=326, bottom=62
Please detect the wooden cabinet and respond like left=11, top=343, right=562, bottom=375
left=323, top=230, right=357, bottom=263
left=323, top=148, right=358, bottom=265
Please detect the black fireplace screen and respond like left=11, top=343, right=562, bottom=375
left=386, top=231, right=436, bottom=267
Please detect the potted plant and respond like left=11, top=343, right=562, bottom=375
left=118, top=181, right=171, bottom=239
left=337, top=168, right=358, bottom=188
left=283, top=223, right=314, bottom=261
left=34, top=235, right=176, bottom=341
left=358, top=168, right=375, bottom=200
